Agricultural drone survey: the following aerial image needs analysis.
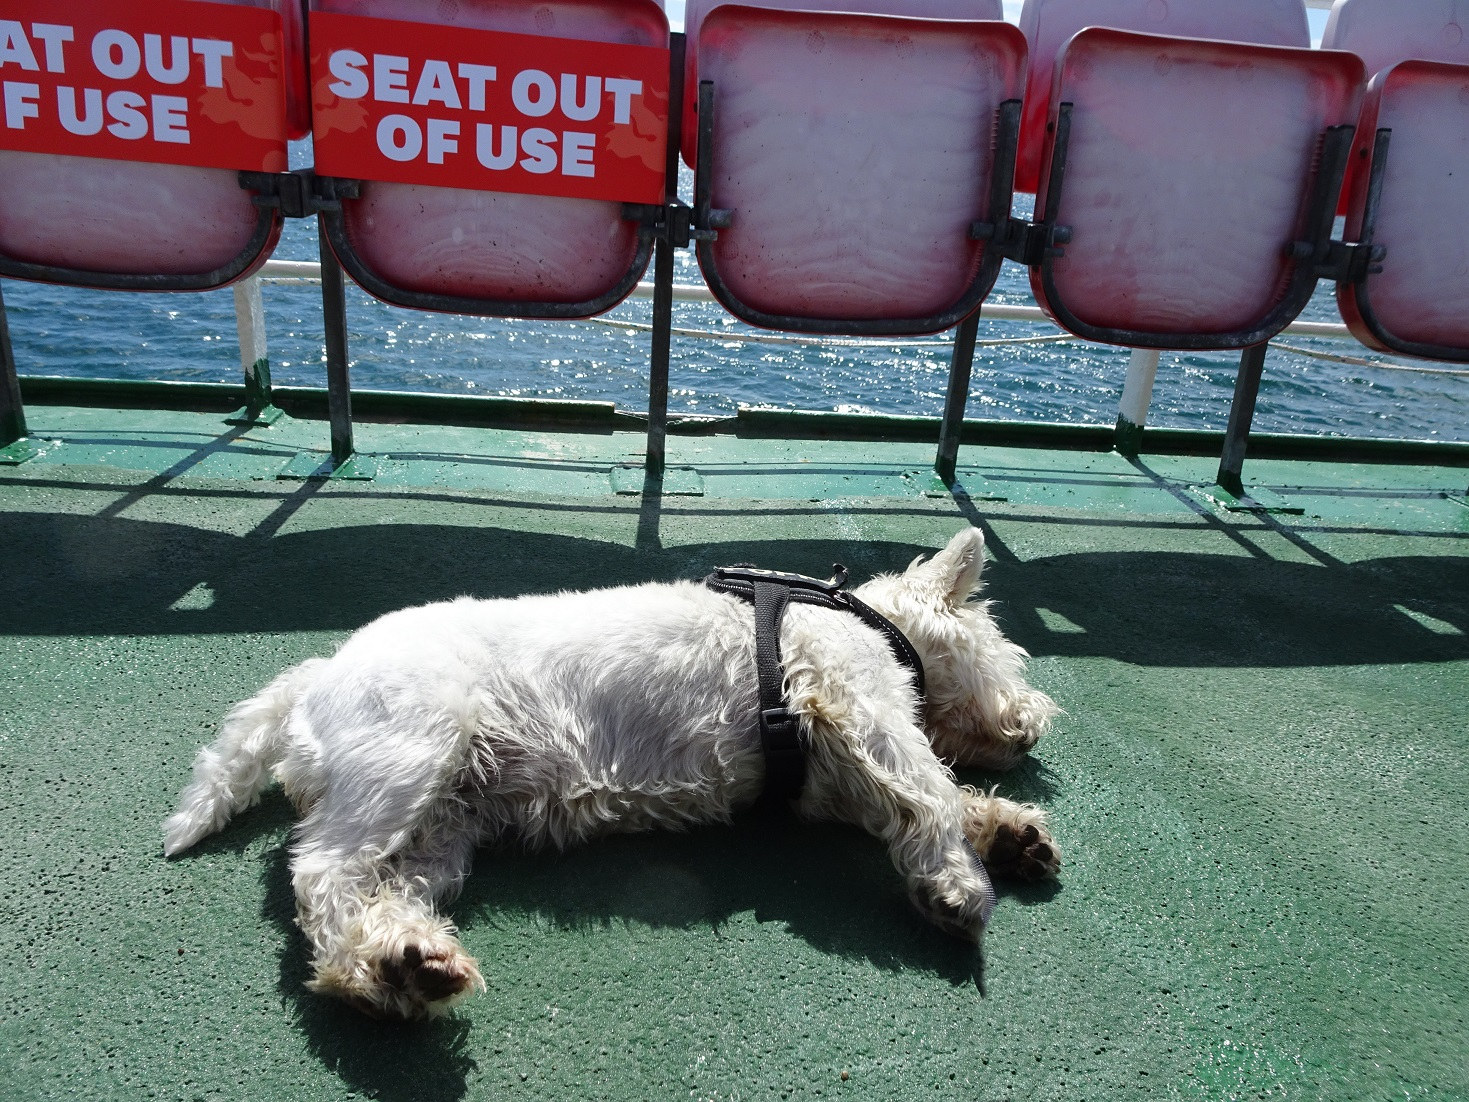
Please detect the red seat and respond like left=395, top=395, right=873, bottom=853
left=309, top=0, right=670, bottom=317
left=0, top=158, right=281, bottom=287
left=1015, top=0, right=1308, bottom=195
left=1321, top=0, right=1469, bottom=234
left=1337, top=60, right=1469, bottom=361
left=1027, top=28, right=1363, bottom=348
left=0, top=0, right=302, bottom=291
left=1321, top=0, right=1469, bottom=77
left=679, top=0, right=1003, bottom=172
left=690, top=4, right=1026, bottom=334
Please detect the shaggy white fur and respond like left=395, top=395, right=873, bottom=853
left=164, top=527, right=1060, bottom=1019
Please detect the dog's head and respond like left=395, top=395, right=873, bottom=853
left=857, top=527, right=1058, bottom=769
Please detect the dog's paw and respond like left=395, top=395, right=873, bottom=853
left=960, top=788, right=1060, bottom=880
left=313, top=941, right=485, bottom=1020
left=375, top=943, right=485, bottom=1018
left=907, top=858, right=995, bottom=944
left=910, top=883, right=981, bottom=942
left=985, top=820, right=1060, bottom=881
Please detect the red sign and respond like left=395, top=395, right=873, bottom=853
left=309, top=12, right=669, bottom=204
left=0, top=0, right=288, bottom=172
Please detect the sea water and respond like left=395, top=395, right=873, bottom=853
left=3, top=175, right=1467, bottom=443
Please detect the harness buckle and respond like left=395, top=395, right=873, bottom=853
left=759, top=706, right=806, bottom=801
left=711, top=563, right=849, bottom=596
left=760, top=706, right=802, bottom=741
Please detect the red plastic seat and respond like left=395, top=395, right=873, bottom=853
left=1015, top=0, right=1309, bottom=195
left=1321, top=0, right=1469, bottom=77
left=0, top=159, right=281, bottom=287
left=680, top=0, right=1003, bottom=169
left=1321, top=0, right=1469, bottom=223
left=0, top=0, right=302, bottom=291
left=309, top=0, right=670, bottom=317
left=1028, top=28, right=1363, bottom=348
left=1337, top=60, right=1469, bottom=360
left=690, top=4, right=1026, bottom=334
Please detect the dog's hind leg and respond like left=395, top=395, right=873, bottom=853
left=163, top=659, right=326, bottom=856
left=283, top=697, right=487, bottom=1019
left=291, top=802, right=484, bottom=1020
left=959, top=786, right=1060, bottom=880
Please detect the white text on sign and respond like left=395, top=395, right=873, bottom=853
left=1, top=19, right=234, bottom=143
left=326, top=49, right=643, bottom=176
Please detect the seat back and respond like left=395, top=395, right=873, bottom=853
left=307, top=0, right=671, bottom=317
left=1337, top=59, right=1469, bottom=360
left=1015, top=0, right=1309, bottom=193
left=691, top=4, right=1026, bottom=334
left=1321, top=0, right=1469, bottom=217
left=1029, top=28, right=1363, bottom=348
left=680, top=0, right=1003, bottom=167
left=0, top=0, right=297, bottom=290
left=1321, top=0, right=1469, bottom=76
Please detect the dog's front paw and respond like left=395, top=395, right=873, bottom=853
left=985, top=820, right=1059, bottom=881
left=907, top=860, right=993, bottom=944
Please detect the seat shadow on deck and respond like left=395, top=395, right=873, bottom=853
left=992, top=549, right=1469, bottom=666
left=2, top=502, right=1464, bottom=667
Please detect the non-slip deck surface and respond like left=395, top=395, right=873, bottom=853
left=2, top=406, right=1466, bottom=1101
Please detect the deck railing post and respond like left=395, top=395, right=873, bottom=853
left=318, top=221, right=355, bottom=467
left=645, top=32, right=686, bottom=481
left=1217, top=341, right=1268, bottom=497
left=227, top=274, right=282, bottom=426
left=646, top=236, right=674, bottom=480
left=934, top=312, right=981, bottom=484
left=0, top=280, right=27, bottom=451
left=1115, top=347, right=1160, bottom=458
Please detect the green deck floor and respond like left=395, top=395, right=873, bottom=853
left=2, top=404, right=1467, bottom=1101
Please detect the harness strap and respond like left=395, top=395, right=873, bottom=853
left=704, top=563, right=926, bottom=804
left=752, top=580, right=806, bottom=800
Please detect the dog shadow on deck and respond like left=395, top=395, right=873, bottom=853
left=456, top=802, right=1060, bottom=966
left=465, top=749, right=1057, bottom=980
left=234, top=767, right=1059, bottom=1102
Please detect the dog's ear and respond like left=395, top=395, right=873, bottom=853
left=909, top=527, right=985, bottom=607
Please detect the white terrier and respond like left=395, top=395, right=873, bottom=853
left=164, top=527, right=1060, bottom=1019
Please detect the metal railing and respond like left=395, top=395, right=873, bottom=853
left=236, top=255, right=1426, bottom=474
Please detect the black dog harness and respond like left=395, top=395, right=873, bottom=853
left=704, top=563, right=996, bottom=929
left=703, top=564, right=926, bottom=803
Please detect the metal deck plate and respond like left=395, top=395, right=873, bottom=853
left=277, top=451, right=378, bottom=481
left=611, top=463, right=705, bottom=495
left=1190, top=482, right=1306, bottom=515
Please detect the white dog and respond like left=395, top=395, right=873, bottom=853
left=164, top=527, right=1060, bottom=1019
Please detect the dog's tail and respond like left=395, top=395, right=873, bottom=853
left=162, top=658, right=327, bottom=857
